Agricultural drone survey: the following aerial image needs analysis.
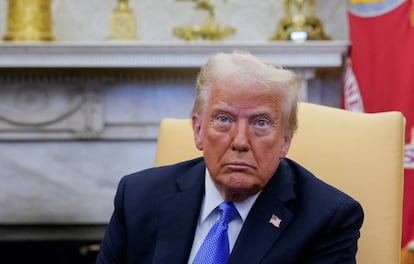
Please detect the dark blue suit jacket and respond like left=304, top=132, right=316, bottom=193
left=96, top=157, right=363, bottom=264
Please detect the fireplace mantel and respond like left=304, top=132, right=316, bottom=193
left=0, top=40, right=349, bottom=141
left=0, top=40, right=349, bottom=68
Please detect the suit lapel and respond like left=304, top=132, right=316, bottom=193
left=152, top=160, right=205, bottom=264
left=229, top=160, right=296, bottom=264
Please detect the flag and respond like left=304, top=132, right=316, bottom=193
left=269, top=214, right=282, bottom=228
left=344, top=0, right=414, bottom=252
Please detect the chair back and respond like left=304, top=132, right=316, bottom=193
left=154, top=102, right=405, bottom=264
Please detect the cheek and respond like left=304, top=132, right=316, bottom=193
left=205, top=126, right=229, bottom=146
left=203, top=134, right=233, bottom=172
left=254, top=139, right=284, bottom=169
left=203, top=135, right=228, bottom=159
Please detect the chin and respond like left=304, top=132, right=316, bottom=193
left=221, top=182, right=261, bottom=201
left=223, top=189, right=257, bottom=202
left=226, top=174, right=257, bottom=189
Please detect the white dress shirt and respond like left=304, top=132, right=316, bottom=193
left=187, top=169, right=260, bottom=263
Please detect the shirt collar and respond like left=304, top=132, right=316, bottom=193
left=199, top=168, right=260, bottom=224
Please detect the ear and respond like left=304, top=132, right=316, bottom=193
left=192, top=114, right=204, bottom=150
left=280, top=133, right=293, bottom=159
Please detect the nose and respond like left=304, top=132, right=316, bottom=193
left=230, top=121, right=250, bottom=152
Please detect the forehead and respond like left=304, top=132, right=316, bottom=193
left=209, top=77, right=280, bottom=101
left=208, top=83, right=282, bottom=116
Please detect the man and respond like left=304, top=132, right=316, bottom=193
left=96, top=51, right=364, bottom=263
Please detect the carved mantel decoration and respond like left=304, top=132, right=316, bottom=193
left=0, top=86, right=103, bottom=140
left=0, top=68, right=198, bottom=141
left=0, top=42, right=348, bottom=141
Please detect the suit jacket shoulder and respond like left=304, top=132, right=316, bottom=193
left=98, top=157, right=206, bottom=264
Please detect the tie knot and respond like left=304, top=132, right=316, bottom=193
left=217, top=202, right=239, bottom=224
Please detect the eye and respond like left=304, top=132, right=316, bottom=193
left=216, top=115, right=231, bottom=124
left=252, top=118, right=273, bottom=136
left=213, top=114, right=233, bottom=131
left=254, top=119, right=270, bottom=128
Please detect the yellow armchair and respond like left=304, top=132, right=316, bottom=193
left=154, top=102, right=405, bottom=264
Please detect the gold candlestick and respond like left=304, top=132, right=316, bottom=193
left=107, top=0, right=137, bottom=40
left=3, top=0, right=54, bottom=41
left=173, top=0, right=235, bottom=41
left=270, top=0, right=330, bottom=42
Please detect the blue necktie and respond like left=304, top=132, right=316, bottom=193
left=192, top=202, right=239, bottom=264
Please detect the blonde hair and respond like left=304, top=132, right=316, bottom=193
left=192, top=51, right=301, bottom=134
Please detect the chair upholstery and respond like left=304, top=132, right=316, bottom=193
left=154, top=102, right=405, bottom=264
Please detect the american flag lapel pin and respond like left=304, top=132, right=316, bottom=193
left=269, top=214, right=282, bottom=228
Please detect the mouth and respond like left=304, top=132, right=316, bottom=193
left=226, top=162, right=252, bottom=170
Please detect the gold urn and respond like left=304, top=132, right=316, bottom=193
left=107, top=0, right=137, bottom=40
left=173, top=0, right=235, bottom=41
left=3, top=0, right=55, bottom=41
left=270, top=0, right=330, bottom=42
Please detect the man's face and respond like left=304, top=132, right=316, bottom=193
left=192, top=79, right=293, bottom=202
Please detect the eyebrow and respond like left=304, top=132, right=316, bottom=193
left=211, top=104, right=277, bottom=120
left=211, top=104, right=231, bottom=113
